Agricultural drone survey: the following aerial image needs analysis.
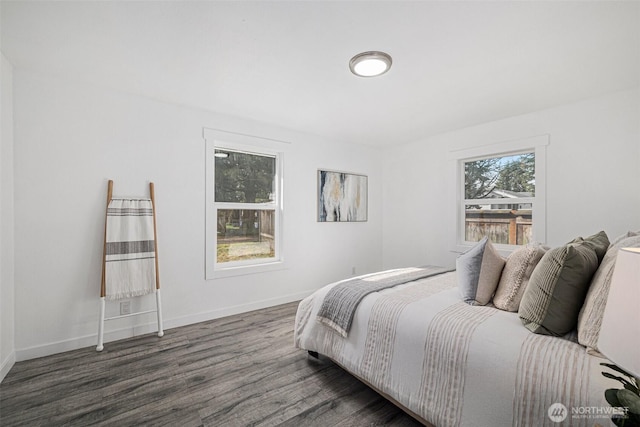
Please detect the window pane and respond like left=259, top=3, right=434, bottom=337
left=215, top=150, right=276, bottom=203
left=464, top=153, right=535, bottom=199
left=217, top=209, right=275, bottom=263
left=465, top=204, right=532, bottom=245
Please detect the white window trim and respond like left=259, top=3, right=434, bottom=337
left=448, top=134, right=549, bottom=256
left=204, top=128, right=287, bottom=279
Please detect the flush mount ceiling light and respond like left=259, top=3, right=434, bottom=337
left=349, top=51, right=392, bottom=77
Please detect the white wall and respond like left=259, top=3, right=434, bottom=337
left=12, top=69, right=383, bottom=359
left=8, top=68, right=640, bottom=362
left=382, top=88, right=640, bottom=270
left=1, top=52, right=16, bottom=381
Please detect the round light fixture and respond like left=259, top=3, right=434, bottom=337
left=349, top=51, right=392, bottom=77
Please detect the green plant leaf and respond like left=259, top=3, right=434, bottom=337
left=624, top=382, right=640, bottom=395
left=607, top=388, right=623, bottom=407
left=618, top=389, right=640, bottom=414
left=629, top=413, right=640, bottom=425
left=602, top=363, right=635, bottom=379
left=604, top=372, right=633, bottom=387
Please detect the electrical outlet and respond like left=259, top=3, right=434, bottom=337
left=120, top=301, right=131, bottom=315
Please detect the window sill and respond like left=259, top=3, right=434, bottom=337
left=207, top=260, right=287, bottom=280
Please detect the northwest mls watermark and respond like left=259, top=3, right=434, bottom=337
left=548, top=402, right=629, bottom=423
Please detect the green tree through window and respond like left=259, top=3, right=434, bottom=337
left=495, top=153, right=535, bottom=194
left=215, top=150, right=275, bottom=203
left=465, top=153, right=535, bottom=199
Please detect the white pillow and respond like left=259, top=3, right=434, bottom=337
left=456, top=237, right=505, bottom=305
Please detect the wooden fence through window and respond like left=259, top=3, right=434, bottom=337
left=465, top=209, right=532, bottom=245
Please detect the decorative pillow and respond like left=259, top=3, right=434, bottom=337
left=519, top=239, right=600, bottom=336
left=456, top=237, right=505, bottom=306
left=493, top=244, right=547, bottom=312
left=570, top=230, right=610, bottom=262
left=577, top=234, right=640, bottom=354
left=610, top=230, right=640, bottom=247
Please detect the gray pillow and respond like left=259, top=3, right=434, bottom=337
left=571, top=230, right=610, bottom=262
left=577, top=233, right=640, bottom=354
left=519, top=239, right=600, bottom=336
left=493, top=244, right=547, bottom=312
left=456, top=237, right=505, bottom=306
left=610, top=230, right=640, bottom=246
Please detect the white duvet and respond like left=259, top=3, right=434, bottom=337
left=294, top=271, right=617, bottom=427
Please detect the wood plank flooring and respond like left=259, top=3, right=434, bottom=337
left=0, top=302, right=422, bottom=426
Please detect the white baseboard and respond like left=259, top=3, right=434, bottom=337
left=163, top=290, right=311, bottom=330
left=15, top=290, right=314, bottom=362
left=0, top=351, right=16, bottom=383
left=16, top=328, right=139, bottom=361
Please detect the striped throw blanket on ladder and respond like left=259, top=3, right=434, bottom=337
left=105, top=198, right=156, bottom=300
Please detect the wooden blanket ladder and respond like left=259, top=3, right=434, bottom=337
left=96, top=180, right=164, bottom=351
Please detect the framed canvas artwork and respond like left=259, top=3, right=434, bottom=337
left=318, top=170, right=368, bottom=222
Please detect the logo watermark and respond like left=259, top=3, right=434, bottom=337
left=548, top=403, right=567, bottom=423
left=548, top=403, right=629, bottom=423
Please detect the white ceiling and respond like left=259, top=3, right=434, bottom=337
left=2, top=1, right=639, bottom=147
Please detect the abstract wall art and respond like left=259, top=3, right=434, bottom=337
left=318, top=170, right=368, bottom=222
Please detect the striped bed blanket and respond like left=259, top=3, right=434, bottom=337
left=317, top=266, right=451, bottom=337
left=105, top=198, right=156, bottom=300
left=295, top=271, right=616, bottom=427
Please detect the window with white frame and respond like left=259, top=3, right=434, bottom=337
left=205, top=130, right=284, bottom=278
left=452, top=135, right=548, bottom=252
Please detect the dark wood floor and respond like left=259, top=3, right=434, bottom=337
left=0, top=302, right=422, bottom=426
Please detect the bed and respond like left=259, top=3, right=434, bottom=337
left=294, top=268, right=616, bottom=426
